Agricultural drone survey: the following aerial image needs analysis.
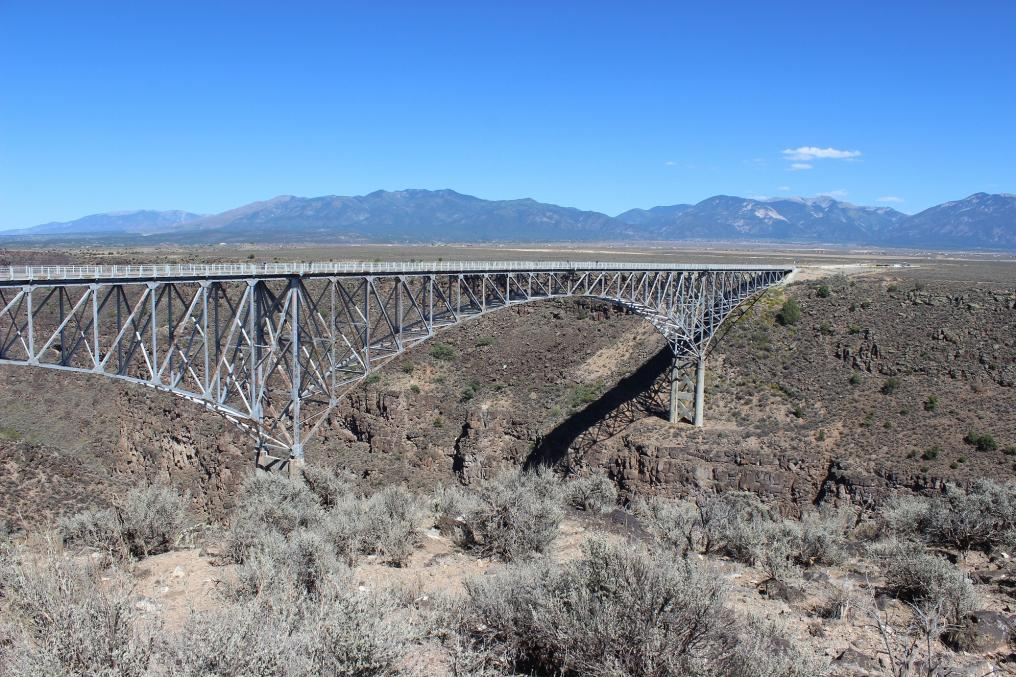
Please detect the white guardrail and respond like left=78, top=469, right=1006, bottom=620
left=0, top=260, right=795, bottom=282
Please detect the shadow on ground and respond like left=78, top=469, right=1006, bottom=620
left=526, top=345, right=674, bottom=470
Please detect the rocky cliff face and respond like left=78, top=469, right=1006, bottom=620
left=2, top=273, right=1015, bottom=529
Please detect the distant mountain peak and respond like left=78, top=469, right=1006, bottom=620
left=3, top=190, right=1014, bottom=250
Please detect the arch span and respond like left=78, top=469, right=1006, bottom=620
left=0, top=261, right=793, bottom=469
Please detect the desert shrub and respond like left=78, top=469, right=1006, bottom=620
left=816, top=582, right=856, bottom=621
left=430, top=483, right=477, bottom=522
left=161, top=596, right=294, bottom=676
left=457, top=539, right=732, bottom=676
left=724, top=615, right=828, bottom=677
left=58, top=484, right=187, bottom=559
left=58, top=507, right=120, bottom=552
left=873, top=540, right=976, bottom=623
left=964, top=431, right=998, bottom=452
left=878, top=495, right=933, bottom=538
left=428, top=342, right=456, bottom=361
left=289, top=585, right=412, bottom=676
left=775, top=298, right=801, bottom=326
left=752, top=520, right=801, bottom=583
left=881, top=377, right=900, bottom=395
left=117, top=485, right=188, bottom=558
left=361, top=485, right=423, bottom=566
left=564, top=473, right=618, bottom=513
left=635, top=496, right=699, bottom=555
left=465, top=469, right=563, bottom=561
left=880, top=482, right=1016, bottom=553
left=318, top=496, right=368, bottom=566
left=698, top=490, right=774, bottom=557
left=569, top=382, right=602, bottom=408
left=230, top=531, right=290, bottom=599
left=301, top=465, right=356, bottom=508
left=226, top=473, right=324, bottom=563
left=796, top=507, right=851, bottom=566
left=926, top=480, right=1016, bottom=552
left=287, top=529, right=342, bottom=596
left=816, top=285, right=831, bottom=298
left=0, top=549, right=157, bottom=676
left=924, top=395, right=939, bottom=411
left=164, top=581, right=411, bottom=677
left=429, top=484, right=482, bottom=544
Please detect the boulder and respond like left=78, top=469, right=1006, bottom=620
left=832, top=648, right=881, bottom=676
left=944, top=610, right=1014, bottom=654
left=758, top=577, right=806, bottom=604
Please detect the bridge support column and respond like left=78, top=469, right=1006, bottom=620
left=669, top=354, right=693, bottom=423
left=694, top=353, right=705, bottom=427
left=668, top=352, right=706, bottom=426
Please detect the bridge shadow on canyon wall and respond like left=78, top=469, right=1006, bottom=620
left=525, top=345, right=673, bottom=470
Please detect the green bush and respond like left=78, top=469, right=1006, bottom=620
left=816, top=285, right=831, bottom=298
left=881, top=377, right=900, bottom=395
left=924, top=395, right=939, bottom=411
left=569, top=382, right=602, bottom=408
left=775, top=298, right=801, bottom=326
left=428, top=342, right=456, bottom=361
left=964, top=431, right=998, bottom=452
left=475, top=336, right=495, bottom=347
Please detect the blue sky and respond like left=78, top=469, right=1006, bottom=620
left=1, top=1, right=1014, bottom=228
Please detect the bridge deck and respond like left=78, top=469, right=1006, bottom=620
left=0, top=260, right=794, bottom=285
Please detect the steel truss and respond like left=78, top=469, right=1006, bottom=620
left=0, top=261, right=793, bottom=467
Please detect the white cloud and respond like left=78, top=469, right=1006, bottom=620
left=664, top=160, right=675, bottom=166
left=877, top=195, right=904, bottom=203
left=782, top=146, right=862, bottom=162
left=819, top=190, right=849, bottom=199
left=789, top=163, right=813, bottom=171
left=778, top=185, right=791, bottom=191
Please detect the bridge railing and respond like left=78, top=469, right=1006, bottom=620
left=0, top=260, right=794, bottom=283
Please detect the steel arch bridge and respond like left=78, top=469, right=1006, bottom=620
left=0, top=260, right=793, bottom=470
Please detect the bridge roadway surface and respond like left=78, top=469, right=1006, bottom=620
left=0, top=260, right=794, bottom=470
left=0, top=260, right=791, bottom=283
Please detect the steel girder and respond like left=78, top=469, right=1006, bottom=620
left=0, top=263, right=793, bottom=466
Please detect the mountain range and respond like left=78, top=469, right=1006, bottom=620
left=3, top=189, right=1015, bottom=250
